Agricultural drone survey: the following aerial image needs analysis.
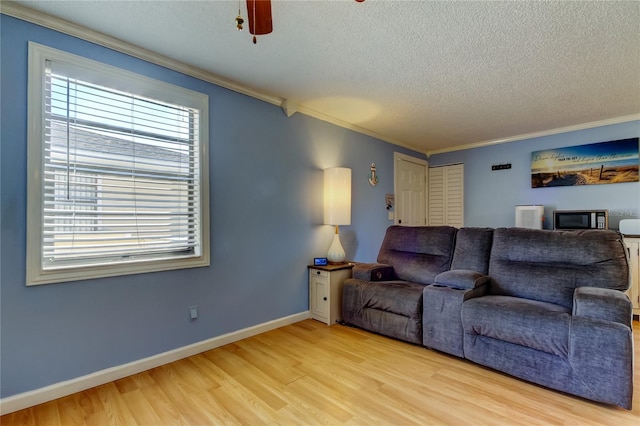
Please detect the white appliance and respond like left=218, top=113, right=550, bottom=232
left=620, top=219, right=640, bottom=236
left=515, top=205, right=544, bottom=229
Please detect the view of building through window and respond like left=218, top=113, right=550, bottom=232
left=44, top=72, right=199, bottom=266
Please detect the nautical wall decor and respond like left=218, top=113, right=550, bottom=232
left=368, top=163, right=379, bottom=186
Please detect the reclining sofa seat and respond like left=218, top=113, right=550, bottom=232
left=462, top=227, right=633, bottom=409
left=342, top=226, right=457, bottom=344
left=422, top=227, right=494, bottom=357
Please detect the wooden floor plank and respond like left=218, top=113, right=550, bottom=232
left=119, top=389, right=164, bottom=426
left=31, top=401, right=61, bottom=426
left=2, top=319, right=639, bottom=425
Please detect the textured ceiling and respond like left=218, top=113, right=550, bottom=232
left=6, top=0, right=640, bottom=154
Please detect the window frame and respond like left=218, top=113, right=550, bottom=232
left=26, top=42, right=210, bottom=286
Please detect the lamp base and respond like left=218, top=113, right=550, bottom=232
left=327, top=230, right=346, bottom=264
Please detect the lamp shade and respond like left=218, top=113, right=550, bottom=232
left=324, top=167, right=351, bottom=226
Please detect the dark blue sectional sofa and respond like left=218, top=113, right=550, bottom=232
left=342, top=226, right=634, bottom=409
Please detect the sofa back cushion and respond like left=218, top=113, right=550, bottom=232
left=488, top=228, right=629, bottom=308
left=450, top=227, right=494, bottom=273
left=377, top=226, right=457, bottom=285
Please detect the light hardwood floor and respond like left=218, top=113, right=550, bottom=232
left=2, top=319, right=639, bottom=425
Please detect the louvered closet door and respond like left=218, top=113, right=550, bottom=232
left=428, top=164, right=464, bottom=227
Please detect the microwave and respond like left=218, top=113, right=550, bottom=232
left=553, top=210, right=608, bottom=230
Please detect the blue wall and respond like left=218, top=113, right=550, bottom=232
left=0, top=15, right=422, bottom=398
left=429, top=122, right=640, bottom=229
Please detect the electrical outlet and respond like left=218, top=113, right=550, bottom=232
left=189, top=306, right=198, bottom=321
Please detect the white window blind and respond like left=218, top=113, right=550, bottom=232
left=27, top=43, right=209, bottom=285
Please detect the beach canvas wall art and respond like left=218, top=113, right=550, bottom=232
left=531, top=138, right=639, bottom=188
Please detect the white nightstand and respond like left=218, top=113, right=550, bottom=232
left=308, top=263, right=354, bottom=325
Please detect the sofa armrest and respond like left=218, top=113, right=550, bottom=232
left=572, top=287, right=632, bottom=326
left=569, top=316, right=633, bottom=409
left=434, top=269, right=490, bottom=290
left=352, top=263, right=395, bottom=281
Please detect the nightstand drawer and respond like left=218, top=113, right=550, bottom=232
left=310, top=269, right=329, bottom=278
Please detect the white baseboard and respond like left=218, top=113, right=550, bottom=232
left=0, top=311, right=310, bottom=415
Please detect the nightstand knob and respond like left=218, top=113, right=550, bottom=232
left=323, top=297, right=327, bottom=301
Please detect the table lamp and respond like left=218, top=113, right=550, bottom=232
left=324, top=167, right=351, bottom=263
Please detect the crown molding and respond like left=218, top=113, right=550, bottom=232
left=2, top=2, right=427, bottom=155
left=1, top=2, right=283, bottom=107
left=426, top=114, right=640, bottom=157
left=294, top=103, right=426, bottom=154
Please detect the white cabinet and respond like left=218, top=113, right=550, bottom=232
left=623, top=237, right=640, bottom=318
left=308, top=264, right=353, bottom=325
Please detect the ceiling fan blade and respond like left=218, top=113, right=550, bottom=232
left=246, top=0, right=273, bottom=35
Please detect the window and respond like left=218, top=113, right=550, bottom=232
left=27, top=43, right=210, bottom=285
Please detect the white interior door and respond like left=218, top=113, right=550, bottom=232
left=394, top=153, right=427, bottom=226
